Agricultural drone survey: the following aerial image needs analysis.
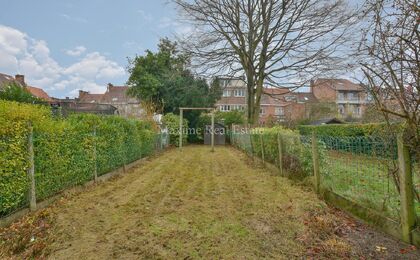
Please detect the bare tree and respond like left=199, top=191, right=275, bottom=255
left=173, top=0, right=359, bottom=124
left=359, top=0, right=419, bottom=156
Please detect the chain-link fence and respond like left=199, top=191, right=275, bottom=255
left=0, top=124, right=169, bottom=218
left=230, top=129, right=419, bottom=243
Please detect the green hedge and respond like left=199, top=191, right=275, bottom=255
left=297, top=123, right=393, bottom=137
left=232, top=126, right=323, bottom=177
left=0, top=101, right=160, bottom=216
left=298, top=123, right=399, bottom=157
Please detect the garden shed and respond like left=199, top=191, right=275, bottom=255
left=204, top=123, right=225, bottom=145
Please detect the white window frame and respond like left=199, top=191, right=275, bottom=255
left=222, top=90, right=231, bottom=97
left=234, top=89, right=245, bottom=97
left=275, top=107, right=284, bottom=116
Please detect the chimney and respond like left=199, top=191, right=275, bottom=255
left=78, top=90, right=88, bottom=98
left=309, top=79, right=315, bottom=93
left=107, top=83, right=113, bottom=92
left=15, top=74, right=25, bottom=86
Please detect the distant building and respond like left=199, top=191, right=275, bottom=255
left=0, top=73, right=53, bottom=102
left=0, top=73, right=26, bottom=89
left=310, top=78, right=370, bottom=119
left=214, top=77, right=316, bottom=125
left=78, top=83, right=144, bottom=118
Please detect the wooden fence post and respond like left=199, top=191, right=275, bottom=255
left=311, top=132, right=320, bottom=194
left=27, top=122, right=36, bottom=211
left=397, top=134, right=415, bottom=243
left=179, top=109, right=183, bottom=149
left=277, top=133, right=283, bottom=175
left=93, top=126, right=98, bottom=183
left=259, top=133, right=265, bottom=166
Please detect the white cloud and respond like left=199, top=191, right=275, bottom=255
left=65, top=46, right=86, bottom=56
left=0, top=25, right=126, bottom=97
left=64, top=52, right=125, bottom=79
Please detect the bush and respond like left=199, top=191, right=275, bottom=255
left=0, top=100, right=159, bottom=216
left=162, top=113, right=188, bottom=146
left=248, top=126, right=322, bottom=177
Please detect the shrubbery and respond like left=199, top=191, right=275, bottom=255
left=162, top=113, right=188, bottom=146
left=297, top=123, right=393, bottom=137
left=0, top=100, right=159, bottom=216
left=238, top=126, right=322, bottom=177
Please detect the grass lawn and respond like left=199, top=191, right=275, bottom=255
left=2, top=146, right=420, bottom=259
left=322, top=150, right=420, bottom=220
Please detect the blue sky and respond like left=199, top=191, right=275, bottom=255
left=0, top=0, right=186, bottom=98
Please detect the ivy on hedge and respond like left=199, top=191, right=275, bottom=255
left=0, top=100, right=159, bottom=216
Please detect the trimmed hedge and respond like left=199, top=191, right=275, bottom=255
left=298, top=123, right=400, bottom=157
left=297, top=123, right=394, bottom=137
left=0, top=101, right=159, bottom=216
left=232, top=126, right=322, bottom=177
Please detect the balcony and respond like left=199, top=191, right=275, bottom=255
left=336, top=97, right=366, bottom=104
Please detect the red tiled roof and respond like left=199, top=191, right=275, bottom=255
left=26, top=86, right=52, bottom=101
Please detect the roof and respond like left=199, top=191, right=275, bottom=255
left=310, top=118, right=344, bottom=125
left=0, top=73, right=24, bottom=89
left=78, top=84, right=139, bottom=104
left=261, top=87, right=317, bottom=105
left=26, top=86, right=52, bottom=101
left=314, top=78, right=363, bottom=91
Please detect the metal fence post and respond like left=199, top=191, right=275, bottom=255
left=27, top=122, right=36, bottom=211
left=397, top=134, right=415, bottom=243
left=277, top=133, right=283, bottom=175
left=93, top=126, right=98, bottom=182
left=311, top=132, right=320, bottom=194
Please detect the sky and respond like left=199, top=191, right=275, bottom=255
left=0, top=0, right=188, bottom=98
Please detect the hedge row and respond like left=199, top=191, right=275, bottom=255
left=298, top=123, right=399, bottom=156
left=0, top=101, right=160, bottom=216
left=297, top=123, right=397, bottom=137
left=232, top=127, right=320, bottom=177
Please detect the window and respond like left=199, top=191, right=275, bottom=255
left=275, top=107, right=284, bottom=116
left=260, top=107, right=265, bottom=115
left=337, top=92, right=345, bottom=100
left=232, top=105, right=245, bottom=111
left=222, top=90, right=231, bottom=97
left=112, top=97, right=118, bottom=102
left=220, top=105, right=230, bottom=111
left=348, top=92, right=358, bottom=101
left=221, top=80, right=230, bottom=88
left=234, top=89, right=245, bottom=97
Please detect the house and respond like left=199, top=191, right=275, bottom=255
left=0, top=73, right=52, bottom=102
left=310, top=78, right=370, bottom=119
left=0, top=73, right=26, bottom=89
left=214, top=77, right=316, bottom=125
left=78, top=83, right=143, bottom=118
left=215, top=77, right=247, bottom=112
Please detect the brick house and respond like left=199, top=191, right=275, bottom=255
left=214, top=77, right=316, bottom=125
left=78, top=83, right=143, bottom=118
left=310, top=78, right=370, bottom=119
left=0, top=73, right=52, bottom=102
